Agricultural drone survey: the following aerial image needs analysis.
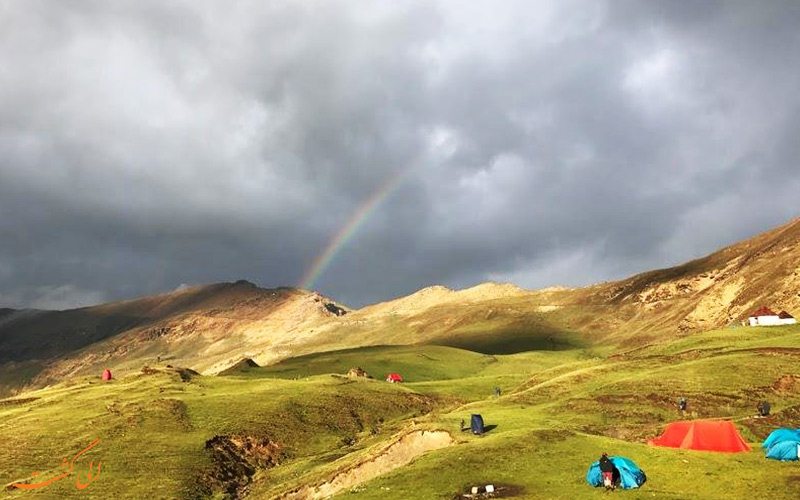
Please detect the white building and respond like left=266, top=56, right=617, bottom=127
left=778, top=311, right=797, bottom=325
left=749, top=306, right=794, bottom=326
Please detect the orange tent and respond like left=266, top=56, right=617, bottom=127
left=101, top=369, right=113, bottom=381
left=648, top=420, right=750, bottom=453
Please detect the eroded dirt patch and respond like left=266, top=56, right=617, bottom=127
left=199, top=435, right=285, bottom=499
left=739, top=404, right=800, bottom=440
left=772, top=374, right=800, bottom=393
left=279, top=430, right=454, bottom=500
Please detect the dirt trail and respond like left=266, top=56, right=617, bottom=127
left=278, top=430, right=454, bottom=500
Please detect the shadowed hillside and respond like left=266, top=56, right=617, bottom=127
left=0, top=281, right=349, bottom=396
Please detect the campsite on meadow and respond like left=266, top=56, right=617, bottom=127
left=0, top=221, right=800, bottom=500
left=0, top=220, right=800, bottom=500
left=4, top=218, right=800, bottom=498
left=4, top=323, right=800, bottom=499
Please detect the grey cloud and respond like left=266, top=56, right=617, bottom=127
left=1, top=0, right=799, bottom=308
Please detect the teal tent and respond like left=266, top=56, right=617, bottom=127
left=766, top=440, right=800, bottom=461
left=763, top=428, right=800, bottom=461
left=763, top=428, right=800, bottom=449
left=586, top=457, right=647, bottom=490
left=586, top=456, right=646, bottom=490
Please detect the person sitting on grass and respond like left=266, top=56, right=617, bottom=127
left=599, top=452, right=615, bottom=490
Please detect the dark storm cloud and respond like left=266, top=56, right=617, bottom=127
left=1, top=1, right=799, bottom=309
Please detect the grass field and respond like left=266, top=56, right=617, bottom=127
left=4, top=325, right=800, bottom=499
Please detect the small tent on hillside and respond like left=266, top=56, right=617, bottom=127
left=648, top=420, right=750, bottom=453
left=586, top=456, right=646, bottom=490
left=386, top=373, right=403, bottom=383
left=766, top=440, right=800, bottom=461
left=470, top=414, right=485, bottom=435
left=763, top=428, right=800, bottom=462
left=101, top=369, right=113, bottom=381
left=762, top=428, right=800, bottom=449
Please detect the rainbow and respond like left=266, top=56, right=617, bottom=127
left=299, top=166, right=415, bottom=291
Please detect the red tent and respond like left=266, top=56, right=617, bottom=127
left=101, top=369, right=113, bottom=381
left=648, top=420, right=750, bottom=453
left=386, top=373, right=403, bottom=383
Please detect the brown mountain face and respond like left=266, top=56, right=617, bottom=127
left=0, top=280, right=350, bottom=396
left=1, top=217, right=799, bottom=396
left=590, top=215, right=800, bottom=334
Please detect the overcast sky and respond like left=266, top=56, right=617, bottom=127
left=1, top=1, right=799, bottom=309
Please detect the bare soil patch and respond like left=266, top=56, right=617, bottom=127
left=198, top=435, right=285, bottom=499
left=739, top=404, right=800, bottom=440
left=279, top=430, right=454, bottom=500
left=772, top=374, right=800, bottom=393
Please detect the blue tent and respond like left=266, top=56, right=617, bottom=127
left=762, top=428, right=800, bottom=449
left=470, top=414, right=485, bottom=435
left=586, top=456, right=646, bottom=490
left=766, top=440, right=800, bottom=461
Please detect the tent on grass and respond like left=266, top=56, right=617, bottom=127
left=763, top=428, right=800, bottom=461
left=762, top=428, right=800, bottom=449
left=766, top=440, right=800, bottom=461
left=386, top=373, right=403, bottom=383
left=470, top=414, right=485, bottom=435
left=101, top=369, right=113, bottom=381
left=586, top=456, right=646, bottom=490
left=648, top=420, right=750, bottom=453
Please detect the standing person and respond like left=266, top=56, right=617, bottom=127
left=678, top=397, right=687, bottom=412
left=599, top=452, right=615, bottom=489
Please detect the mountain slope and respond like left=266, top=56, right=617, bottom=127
left=279, top=216, right=800, bottom=356
left=593, top=215, right=800, bottom=333
left=2, top=216, right=800, bottom=396
left=0, top=281, right=349, bottom=395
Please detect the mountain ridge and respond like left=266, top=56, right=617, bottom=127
left=2, top=216, right=800, bottom=396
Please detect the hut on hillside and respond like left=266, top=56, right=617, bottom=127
left=749, top=306, right=780, bottom=326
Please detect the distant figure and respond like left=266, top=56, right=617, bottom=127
left=460, top=419, right=466, bottom=431
left=599, top=452, right=615, bottom=490
left=494, top=387, right=501, bottom=397
left=678, top=397, right=687, bottom=412
left=758, top=401, right=771, bottom=417
left=101, top=369, right=113, bottom=381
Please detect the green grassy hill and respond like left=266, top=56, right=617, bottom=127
left=4, top=324, right=800, bottom=499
